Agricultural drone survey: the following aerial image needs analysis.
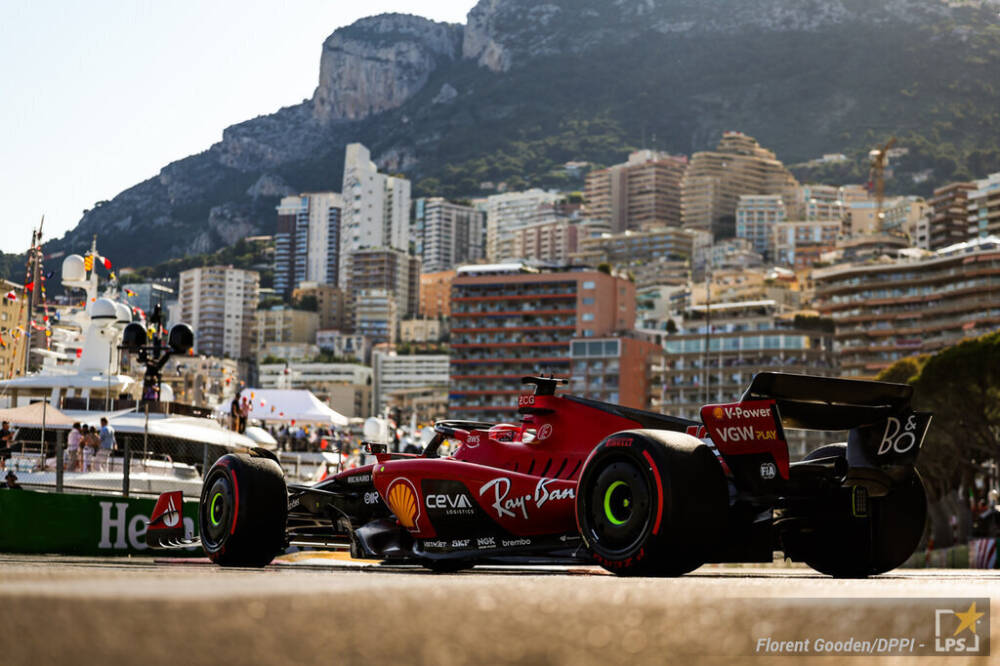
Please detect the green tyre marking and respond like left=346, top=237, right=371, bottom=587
left=604, top=480, right=628, bottom=526
left=210, top=492, right=223, bottom=526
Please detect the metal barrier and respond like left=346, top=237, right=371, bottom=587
left=6, top=425, right=224, bottom=499
left=6, top=425, right=340, bottom=497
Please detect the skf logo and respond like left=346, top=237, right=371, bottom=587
left=386, top=479, right=421, bottom=531
left=935, top=601, right=985, bottom=653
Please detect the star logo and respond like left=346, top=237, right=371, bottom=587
left=952, top=602, right=984, bottom=638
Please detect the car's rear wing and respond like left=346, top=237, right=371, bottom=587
left=739, top=372, right=914, bottom=431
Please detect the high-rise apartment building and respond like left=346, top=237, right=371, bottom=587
left=449, top=265, right=635, bottom=421
left=255, top=307, right=319, bottom=351
left=346, top=248, right=421, bottom=322
left=339, top=143, right=411, bottom=287
left=274, top=192, right=343, bottom=296
left=927, top=182, right=975, bottom=251
left=414, top=197, right=485, bottom=273
left=800, top=184, right=846, bottom=222
left=178, top=266, right=259, bottom=359
left=681, top=132, right=800, bottom=238
left=967, top=172, right=1000, bottom=240
left=812, top=237, right=1000, bottom=377
left=485, top=189, right=562, bottom=261
left=584, top=150, right=688, bottom=233
left=372, top=351, right=450, bottom=416
left=771, top=220, right=842, bottom=269
left=511, top=218, right=580, bottom=265
left=841, top=193, right=926, bottom=238
left=571, top=226, right=706, bottom=268
left=354, top=289, right=399, bottom=346
left=291, top=282, right=346, bottom=331
left=419, top=270, right=456, bottom=319
left=735, top=194, right=788, bottom=258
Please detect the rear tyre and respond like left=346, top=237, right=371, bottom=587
left=200, top=453, right=288, bottom=567
left=794, top=444, right=927, bottom=577
left=575, top=430, right=728, bottom=576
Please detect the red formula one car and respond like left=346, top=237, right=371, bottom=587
left=149, top=373, right=932, bottom=577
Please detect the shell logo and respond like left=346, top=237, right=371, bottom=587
left=712, top=407, right=724, bottom=420
left=386, top=479, right=421, bottom=530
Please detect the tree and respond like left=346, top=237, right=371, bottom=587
left=876, top=356, right=926, bottom=385
left=877, top=334, right=1000, bottom=500
left=908, top=332, right=1000, bottom=500
left=295, top=295, right=318, bottom=312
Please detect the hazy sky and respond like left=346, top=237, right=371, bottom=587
left=0, top=0, right=477, bottom=254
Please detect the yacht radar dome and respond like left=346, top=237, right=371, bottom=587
left=89, top=298, right=118, bottom=320
left=62, top=254, right=86, bottom=282
left=114, top=302, right=133, bottom=327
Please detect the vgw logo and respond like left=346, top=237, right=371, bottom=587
left=935, top=601, right=985, bottom=653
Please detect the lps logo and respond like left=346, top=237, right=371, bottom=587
left=935, top=602, right=985, bottom=653
left=759, top=462, right=777, bottom=480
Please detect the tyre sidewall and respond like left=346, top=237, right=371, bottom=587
left=576, top=432, right=671, bottom=574
left=199, top=453, right=287, bottom=566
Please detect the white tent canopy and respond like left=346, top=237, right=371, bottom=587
left=218, top=389, right=348, bottom=427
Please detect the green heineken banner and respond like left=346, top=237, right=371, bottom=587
left=0, top=490, right=201, bottom=556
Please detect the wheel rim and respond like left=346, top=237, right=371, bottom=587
left=200, top=470, right=234, bottom=550
left=586, top=459, right=652, bottom=556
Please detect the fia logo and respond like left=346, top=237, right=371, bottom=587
left=759, top=462, right=777, bottom=480
left=935, top=602, right=985, bottom=653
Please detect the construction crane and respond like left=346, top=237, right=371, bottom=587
left=868, top=136, right=897, bottom=233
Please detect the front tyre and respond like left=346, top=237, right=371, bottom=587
left=200, top=453, right=287, bottom=567
left=575, top=430, right=728, bottom=576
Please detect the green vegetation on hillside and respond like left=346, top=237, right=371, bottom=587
left=119, top=237, right=275, bottom=289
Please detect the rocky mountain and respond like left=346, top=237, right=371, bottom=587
left=42, top=0, right=1000, bottom=267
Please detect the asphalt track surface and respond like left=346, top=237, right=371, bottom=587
left=1, top=554, right=998, bottom=666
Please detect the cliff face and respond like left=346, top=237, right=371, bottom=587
left=40, top=0, right=1000, bottom=268
left=312, top=14, right=463, bottom=122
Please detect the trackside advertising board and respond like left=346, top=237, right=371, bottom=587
left=0, top=489, right=200, bottom=556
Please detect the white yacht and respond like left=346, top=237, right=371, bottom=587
left=0, top=240, right=262, bottom=496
